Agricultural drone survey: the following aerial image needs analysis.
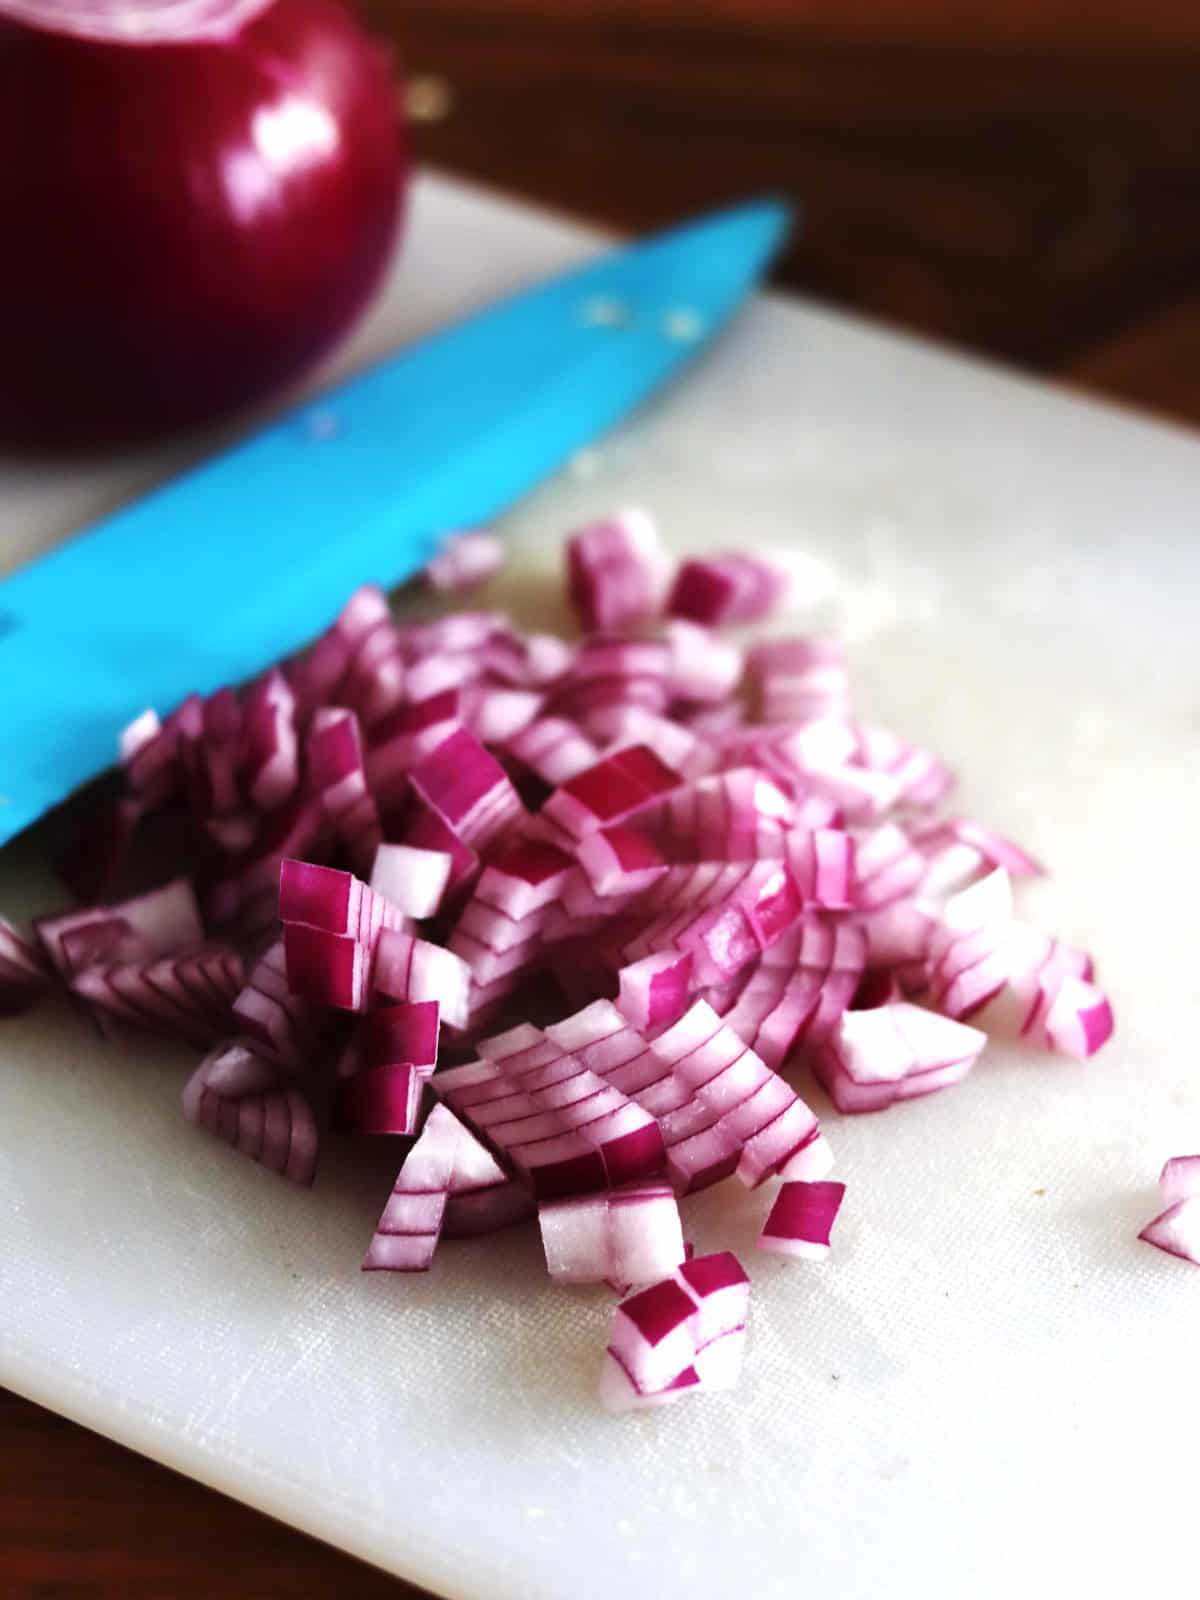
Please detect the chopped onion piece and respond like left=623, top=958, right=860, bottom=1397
left=617, top=951, right=694, bottom=1033
left=231, top=939, right=318, bottom=1071
left=369, top=843, right=453, bottom=921
left=374, top=929, right=470, bottom=1031
left=363, top=1102, right=463, bottom=1271
left=663, top=619, right=743, bottom=705
left=667, top=551, right=790, bottom=625
left=538, top=1184, right=684, bottom=1284
left=359, top=1000, right=440, bottom=1078
left=813, top=1000, right=987, bottom=1114
left=1138, top=1199, right=1200, bottom=1267
left=1160, top=1155, right=1200, bottom=1208
left=602, top=1251, right=750, bottom=1406
left=426, top=531, right=505, bottom=593
left=332, top=1062, right=421, bottom=1137
left=541, top=745, right=682, bottom=842
left=748, top=638, right=849, bottom=723
left=0, top=915, right=50, bottom=1016
left=407, top=727, right=525, bottom=854
left=183, top=1047, right=318, bottom=1185
left=566, top=508, right=668, bottom=631
left=757, top=1180, right=846, bottom=1260
left=307, top=706, right=382, bottom=875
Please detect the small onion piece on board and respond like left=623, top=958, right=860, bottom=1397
left=0, top=916, right=51, bottom=1016
left=426, top=532, right=505, bottom=594
left=757, top=1180, right=846, bottom=1261
left=1139, top=1154, right=1200, bottom=1267
left=182, top=1044, right=319, bottom=1185
left=362, top=1103, right=462, bottom=1272
left=812, top=1001, right=987, bottom=1115
left=601, top=1251, right=750, bottom=1411
left=1159, top=1155, right=1200, bottom=1208
left=566, top=509, right=669, bottom=632
left=667, top=552, right=791, bottom=626
left=538, top=1184, right=685, bottom=1285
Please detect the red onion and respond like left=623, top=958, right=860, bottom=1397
left=434, top=1032, right=666, bottom=1201
left=538, top=1183, right=685, bottom=1286
left=601, top=1251, right=749, bottom=1410
left=0, top=916, right=52, bottom=1016
left=757, top=1179, right=846, bottom=1260
left=0, top=0, right=405, bottom=437
left=1138, top=1155, right=1200, bottom=1267
left=184, top=1044, right=318, bottom=1183
left=566, top=510, right=669, bottom=633
left=4, top=506, right=1128, bottom=1415
left=667, top=552, right=791, bottom=626
left=230, top=937, right=319, bottom=1069
left=331, top=1060, right=420, bottom=1136
left=425, top=532, right=506, bottom=595
left=1159, top=1155, right=1200, bottom=1209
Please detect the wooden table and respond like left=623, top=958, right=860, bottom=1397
left=5, top=4, right=1199, bottom=1596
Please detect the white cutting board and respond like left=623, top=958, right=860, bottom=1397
left=2, top=172, right=1199, bottom=1600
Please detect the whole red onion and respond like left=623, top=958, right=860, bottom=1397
left=0, top=0, right=406, bottom=441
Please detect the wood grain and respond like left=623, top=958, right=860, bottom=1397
left=6, top=5, right=1199, bottom=1598
left=378, top=1, right=1200, bottom=424
left=0, top=1386, right=428, bottom=1598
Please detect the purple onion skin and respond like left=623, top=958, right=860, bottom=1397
left=0, top=0, right=405, bottom=443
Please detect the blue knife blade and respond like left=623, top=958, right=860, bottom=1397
left=0, top=197, right=790, bottom=849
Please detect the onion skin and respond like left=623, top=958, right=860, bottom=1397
left=0, top=0, right=405, bottom=441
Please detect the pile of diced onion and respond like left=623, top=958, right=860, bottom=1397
left=0, top=513, right=1126, bottom=1408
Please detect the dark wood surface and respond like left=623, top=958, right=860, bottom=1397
left=6, top=5, right=1200, bottom=1599
left=377, top=0, right=1200, bottom=428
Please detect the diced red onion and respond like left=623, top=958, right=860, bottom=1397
left=0, top=915, right=51, bottom=1016
left=362, top=1102, right=463, bottom=1271
left=365, top=688, right=463, bottom=808
left=230, top=938, right=318, bottom=1070
left=505, top=717, right=601, bottom=787
left=757, top=1180, right=846, bottom=1260
left=747, top=638, right=849, bottom=723
left=472, top=840, right=573, bottom=921
left=577, top=827, right=669, bottom=898
left=853, top=823, right=926, bottom=912
left=307, top=706, right=382, bottom=875
left=183, top=1045, right=318, bottom=1185
left=37, top=878, right=207, bottom=1024
left=813, top=1000, right=987, bottom=1114
left=538, top=1183, right=684, bottom=1285
left=373, top=928, right=470, bottom=1030
left=426, top=531, right=505, bottom=594
left=359, top=999, right=440, bottom=1077
left=601, top=1251, right=749, bottom=1408
left=541, top=745, right=682, bottom=842
left=663, top=619, right=743, bottom=705
left=435, top=1028, right=666, bottom=1200
left=1138, top=1199, right=1200, bottom=1267
left=332, top=1061, right=421, bottom=1136
left=463, top=686, right=544, bottom=746
left=406, top=727, right=525, bottom=854
left=617, top=952, right=694, bottom=1033
left=667, top=552, right=790, bottom=626
left=566, top=509, right=668, bottom=631
left=1159, top=1155, right=1200, bottom=1208
left=0, top=504, right=1124, bottom=1416
left=913, top=816, right=1044, bottom=887
left=369, top=842, right=452, bottom=921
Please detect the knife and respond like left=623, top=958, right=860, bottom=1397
left=0, top=197, right=791, bottom=850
